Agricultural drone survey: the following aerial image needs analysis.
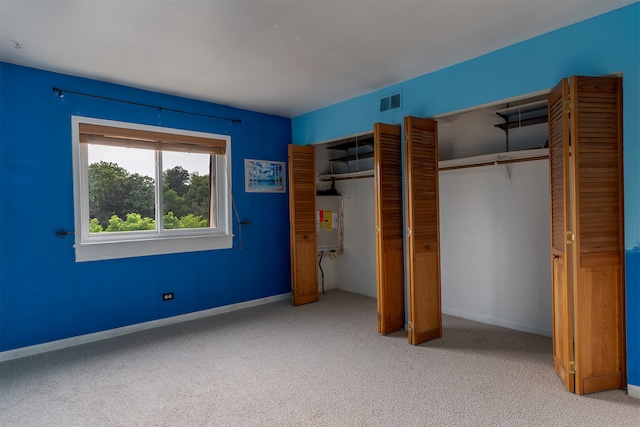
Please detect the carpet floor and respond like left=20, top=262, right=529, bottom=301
left=0, top=290, right=638, bottom=426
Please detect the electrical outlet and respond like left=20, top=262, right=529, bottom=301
left=162, top=292, right=174, bottom=301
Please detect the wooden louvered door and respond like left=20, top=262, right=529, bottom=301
left=404, top=117, right=442, bottom=345
left=288, top=145, right=319, bottom=306
left=548, top=78, right=574, bottom=392
left=374, top=123, right=404, bottom=334
left=569, top=76, right=625, bottom=394
left=549, top=76, right=625, bottom=394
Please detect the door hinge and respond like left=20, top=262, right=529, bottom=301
left=377, top=313, right=382, bottom=321
left=565, top=100, right=572, bottom=114
left=407, top=227, right=412, bottom=238
left=569, top=361, right=577, bottom=374
left=566, top=230, right=575, bottom=245
left=375, top=226, right=380, bottom=234
left=407, top=322, right=414, bottom=332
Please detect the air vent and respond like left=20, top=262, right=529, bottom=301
left=379, top=93, right=401, bottom=112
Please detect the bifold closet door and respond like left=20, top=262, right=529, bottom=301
left=288, top=144, right=319, bottom=306
left=374, top=123, right=404, bottom=334
left=549, top=76, right=625, bottom=394
left=404, top=117, right=442, bottom=345
left=570, top=75, right=625, bottom=394
left=549, top=78, right=574, bottom=392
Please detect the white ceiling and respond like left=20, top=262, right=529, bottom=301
left=0, top=0, right=635, bottom=118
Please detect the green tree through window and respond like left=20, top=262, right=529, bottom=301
left=88, top=161, right=210, bottom=232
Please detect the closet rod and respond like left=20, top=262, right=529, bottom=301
left=318, top=173, right=374, bottom=181
left=438, top=155, right=549, bottom=172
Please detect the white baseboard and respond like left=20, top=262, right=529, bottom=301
left=442, top=307, right=552, bottom=337
left=628, top=384, right=640, bottom=399
left=0, top=292, right=291, bottom=363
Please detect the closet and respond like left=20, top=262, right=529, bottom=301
left=288, top=74, right=625, bottom=394
left=315, top=132, right=377, bottom=299
left=436, top=95, right=552, bottom=340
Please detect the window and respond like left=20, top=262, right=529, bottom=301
left=72, top=116, right=232, bottom=262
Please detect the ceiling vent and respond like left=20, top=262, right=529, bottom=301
left=379, top=93, right=401, bottom=112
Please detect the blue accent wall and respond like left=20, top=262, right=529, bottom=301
left=292, top=3, right=640, bottom=388
left=0, top=63, right=292, bottom=351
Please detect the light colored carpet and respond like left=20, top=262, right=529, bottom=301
left=0, top=290, right=638, bottom=426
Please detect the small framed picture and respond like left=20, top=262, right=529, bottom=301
left=244, top=159, right=286, bottom=193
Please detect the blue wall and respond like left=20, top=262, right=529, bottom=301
left=0, top=63, right=292, bottom=351
left=292, top=4, right=640, bottom=388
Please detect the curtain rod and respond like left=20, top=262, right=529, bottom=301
left=52, top=87, right=242, bottom=124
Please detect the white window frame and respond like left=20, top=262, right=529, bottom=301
left=71, top=116, right=233, bottom=262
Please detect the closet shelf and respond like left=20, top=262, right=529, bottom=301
left=438, top=148, right=549, bottom=171
left=328, top=138, right=373, bottom=151
left=494, top=115, right=548, bottom=130
left=495, top=100, right=548, bottom=116
left=329, top=151, right=374, bottom=163
left=495, top=99, right=548, bottom=131
left=325, top=133, right=375, bottom=175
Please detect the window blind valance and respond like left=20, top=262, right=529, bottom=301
left=79, top=123, right=226, bottom=155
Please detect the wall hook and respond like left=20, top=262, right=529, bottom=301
left=55, top=229, right=75, bottom=238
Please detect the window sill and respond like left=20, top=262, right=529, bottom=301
left=74, top=233, right=233, bottom=262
